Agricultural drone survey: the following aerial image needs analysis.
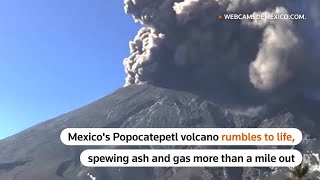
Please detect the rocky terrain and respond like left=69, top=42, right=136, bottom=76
left=0, top=84, right=319, bottom=180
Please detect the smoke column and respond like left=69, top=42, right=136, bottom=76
left=123, top=0, right=320, bottom=102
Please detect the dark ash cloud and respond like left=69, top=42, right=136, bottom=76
left=123, top=0, right=320, bottom=103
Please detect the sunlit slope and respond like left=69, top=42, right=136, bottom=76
left=0, top=84, right=319, bottom=180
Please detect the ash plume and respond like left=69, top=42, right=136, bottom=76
left=310, top=0, right=320, bottom=27
left=123, top=0, right=320, bottom=101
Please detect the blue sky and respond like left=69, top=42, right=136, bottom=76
left=0, top=0, right=140, bottom=140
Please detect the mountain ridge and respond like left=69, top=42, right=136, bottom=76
left=0, top=84, right=319, bottom=180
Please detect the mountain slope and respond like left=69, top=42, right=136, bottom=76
left=0, top=84, right=319, bottom=180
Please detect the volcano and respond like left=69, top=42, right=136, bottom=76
left=0, top=84, right=319, bottom=180
left=2, top=0, right=320, bottom=179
